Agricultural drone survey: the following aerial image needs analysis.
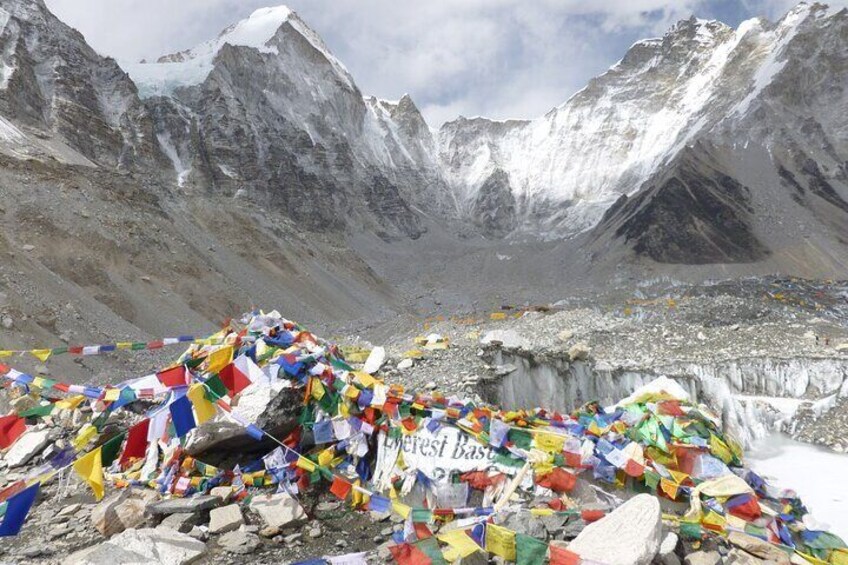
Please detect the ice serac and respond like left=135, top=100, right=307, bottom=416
left=0, top=0, right=164, bottom=169
left=133, top=6, right=452, bottom=239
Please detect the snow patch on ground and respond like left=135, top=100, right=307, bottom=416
left=748, top=434, right=848, bottom=539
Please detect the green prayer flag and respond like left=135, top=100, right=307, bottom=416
left=131, top=342, right=147, bottom=351
left=508, top=429, right=532, bottom=449
left=679, top=521, right=702, bottom=540
left=100, top=432, right=126, bottom=467
left=516, top=533, right=548, bottom=565
left=185, top=356, right=206, bottom=370
left=204, top=375, right=228, bottom=400
left=494, top=450, right=525, bottom=469
left=51, top=346, right=69, bottom=356
left=415, top=538, right=448, bottom=565
left=20, top=403, right=55, bottom=418
left=411, top=508, right=432, bottom=523
left=644, top=469, right=660, bottom=489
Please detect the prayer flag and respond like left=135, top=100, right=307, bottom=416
left=0, top=483, right=39, bottom=536
left=516, top=532, right=548, bottom=565
left=100, top=433, right=125, bottom=468
left=486, top=523, right=516, bottom=561
left=330, top=476, right=352, bottom=500
left=218, top=363, right=251, bottom=396
left=389, top=543, right=432, bottom=565
left=438, top=529, right=480, bottom=559
left=73, top=447, right=105, bottom=500
left=169, top=395, right=197, bottom=437
left=550, top=543, right=581, bottom=565
left=120, top=419, right=149, bottom=468
left=0, top=415, right=26, bottom=449
left=187, top=384, right=216, bottom=424
left=157, top=365, right=187, bottom=388
left=206, top=346, right=234, bottom=375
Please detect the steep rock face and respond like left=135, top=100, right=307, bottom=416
left=469, top=169, right=516, bottom=238
left=437, top=3, right=848, bottom=244
left=132, top=8, right=449, bottom=238
left=0, top=0, right=163, bottom=169
left=598, top=147, right=770, bottom=264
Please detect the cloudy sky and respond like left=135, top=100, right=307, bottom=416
left=44, top=0, right=842, bottom=126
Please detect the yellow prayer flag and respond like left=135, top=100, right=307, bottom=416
left=530, top=508, right=555, bottom=517
left=490, top=312, right=507, bottom=320
left=669, top=470, right=689, bottom=485
left=710, top=433, right=734, bottom=464
left=116, top=342, right=133, bottom=350
left=296, top=457, right=316, bottom=473
left=0, top=350, right=13, bottom=358
left=73, top=447, right=105, bottom=501
left=30, top=349, right=52, bottom=362
left=104, top=388, right=121, bottom=402
left=73, top=424, right=98, bottom=450
left=56, top=395, right=86, bottom=410
left=392, top=501, right=411, bottom=519
left=353, top=371, right=378, bottom=387
left=660, top=478, right=679, bottom=499
left=486, top=523, right=516, bottom=561
left=31, top=377, right=46, bottom=389
left=187, top=384, right=217, bottom=424
left=206, top=345, right=233, bottom=374
left=311, top=378, right=326, bottom=401
left=535, top=431, right=565, bottom=453
left=351, top=480, right=368, bottom=508
left=438, top=529, right=480, bottom=558
left=702, top=511, right=726, bottom=530
left=828, top=549, right=848, bottom=565
left=344, top=385, right=360, bottom=399
left=317, top=448, right=334, bottom=468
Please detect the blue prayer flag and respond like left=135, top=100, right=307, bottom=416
left=0, top=483, right=40, bottom=536
left=169, top=395, right=196, bottom=437
left=313, top=420, right=334, bottom=444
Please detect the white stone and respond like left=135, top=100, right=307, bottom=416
left=567, top=494, right=662, bottom=565
left=568, top=342, right=591, bottom=361
left=363, top=346, right=386, bottom=374
left=658, top=531, right=680, bottom=565
left=249, top=492, right=306, bottom=530
left=5, top=428, right=50, bottom=467
left=208, top=504, right=243, bottom=534
left=397, top=358, right=414, bottom=370
left=480, top=329, right=529, bottom=350
left=557, top=329, right=574, bottom=342
left=67, top=527, right=207, bottom=564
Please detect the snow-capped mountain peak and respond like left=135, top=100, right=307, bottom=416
left=127, top=5, right=354, bottom=98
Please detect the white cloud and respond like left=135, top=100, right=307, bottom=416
left=43, top=0, right=844, bottom=127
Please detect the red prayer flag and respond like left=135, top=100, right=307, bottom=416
left=550, top=544, right=581, bottom=565
left=330, top=476, right=352, bottom=500
left=413, top=522, right=433, bottom=540
left=119, top=419, right=150, bottom=469
left=0, top=480, right=26, bottom=503
left=536, top=467, right=577, bottom=493
left=389, top=542, right=432, bottom=565
left=157, top=366, right=187, bottom=388
left=581, top=508, right=605, bottom=523
left=624, top=459, right=645, bottom=478
left=218, top=363, right=251, bottom=396
left=0, top=415, right=26, bottom=449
